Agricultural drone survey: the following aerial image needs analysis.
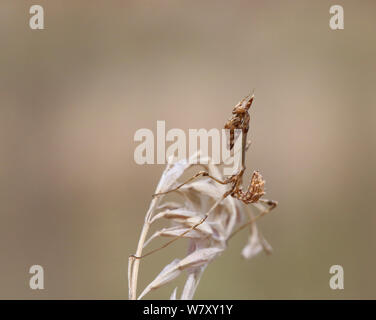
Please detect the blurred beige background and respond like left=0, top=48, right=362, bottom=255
left=0, top=0, right=375, bottom=299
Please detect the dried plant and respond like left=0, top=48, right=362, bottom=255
left=128, top=94, right=277, bottom=300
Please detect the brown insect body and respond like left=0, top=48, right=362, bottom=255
left=223, top=94, right=266, bottom=205
left=224, top=94, right=253, bottom=150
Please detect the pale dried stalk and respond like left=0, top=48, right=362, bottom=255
left=128, top=157, right=193, bottom=300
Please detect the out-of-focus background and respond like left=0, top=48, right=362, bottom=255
left=0, top=0, right=375, bottom=299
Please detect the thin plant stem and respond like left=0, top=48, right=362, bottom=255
left=129, top=197, right=160, bottom=300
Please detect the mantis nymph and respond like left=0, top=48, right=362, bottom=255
left=131, top=94, right=277, bottom=259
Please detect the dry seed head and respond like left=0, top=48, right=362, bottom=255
left=129, top=93, right=277, bottom=300
left=129, top=153, right=273, bottom=300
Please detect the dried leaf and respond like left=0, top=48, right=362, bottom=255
left=178, top=247, right=223, bottom=270
left=241, top=228, right=272, bottom=259
left=170, top=287, right=178, bottom=300
left=155, top=159, right=190, bottom=195
left=181, top=273, right=197, bottom=300
left=157, top=202, right=182, bottom=211
left=143, top=227, right=204, bottom=248
left=150, top=208, right=197, bottom=223
left=183, top=216, right=213, bottom=235
left=180, top=179, right=226, bottom=201
left=138, top=259, right=181, bottom=300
